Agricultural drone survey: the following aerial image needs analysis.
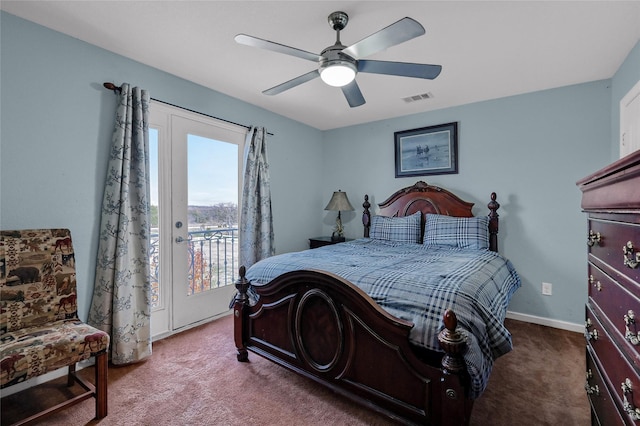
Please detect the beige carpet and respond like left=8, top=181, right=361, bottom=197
left=1, top=315, right=590, bottom=425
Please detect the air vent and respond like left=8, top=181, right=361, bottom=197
left=402, top=92, right=434, bottom=103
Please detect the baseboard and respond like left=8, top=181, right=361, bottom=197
left=506, top=310, right=583, bottom=333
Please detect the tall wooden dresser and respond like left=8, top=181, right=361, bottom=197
left=577, top=150, right=640, bottom=425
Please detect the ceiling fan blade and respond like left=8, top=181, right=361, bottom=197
left=263, top=70, right=320, bottom=96
left=235, top=34, right=320, bottom=62
left=341, top=80, right=366, bottom=107
left=341, top=17, right=425, bottom=59
left=358, top=60, right=442, bottom=79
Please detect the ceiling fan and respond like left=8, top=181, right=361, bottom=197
left=235, top=11, right=442, bottom=108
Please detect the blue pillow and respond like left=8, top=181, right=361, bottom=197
left=423, top=214, right=489, bottom=249
left=369, top=211, right=422, bottom=244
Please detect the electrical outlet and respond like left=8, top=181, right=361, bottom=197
left=542, top=282, right=553, bottom=296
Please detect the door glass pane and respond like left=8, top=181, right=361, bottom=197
left=149, top=128, right=160, bottom=309
left=186, top=134, right=238, bottom=296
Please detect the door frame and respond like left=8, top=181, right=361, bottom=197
left=620, top=79, right=640, bottom=158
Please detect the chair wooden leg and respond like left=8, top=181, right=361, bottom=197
left=67, top=363, right=76, bottom=387
left=94, top=352, right=108, bottom=419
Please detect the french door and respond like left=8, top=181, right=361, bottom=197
left=149, top=102, right=246, bottom=337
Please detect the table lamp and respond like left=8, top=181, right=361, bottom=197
left=324, top=190, right=354, bottom=242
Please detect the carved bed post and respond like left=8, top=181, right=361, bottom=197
left=233, top=266, right=250, bottom=362
left=488, top=192, right=500, bottom=252
left=438, top=309, right=473, bottom=425
left=362, top=194, right=371, bottom=238
left=438, top=309, right=467, bottom=375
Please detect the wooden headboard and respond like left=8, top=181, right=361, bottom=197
left=362, top=181, right=500, bottom=252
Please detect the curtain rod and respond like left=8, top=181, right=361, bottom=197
left=103, top=82, right=273, bottom=136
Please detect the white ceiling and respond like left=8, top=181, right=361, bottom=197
left=2, top=1, right=640, bottom=130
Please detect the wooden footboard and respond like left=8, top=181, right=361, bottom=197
left=233, top=266, right=473, bottom=425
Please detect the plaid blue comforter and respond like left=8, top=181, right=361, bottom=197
left=245, top=238, right=521, bottom=398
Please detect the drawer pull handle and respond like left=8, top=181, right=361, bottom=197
left=585, top=367, right=598, bottom=396
left=587, top=230, right=601, bottom=247
left=625, top=310, right=640, bottom=345
left=589, top=275, right=603, bottom=292
left=585, top=326, right=598, bottom=342
left=624, top=241, right=640, bottom=269
left=622, top=378, right=640, bottom=421
left=585, top=382, right=599, bottom=396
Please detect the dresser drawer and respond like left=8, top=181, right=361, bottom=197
left=587, top=345, right=627, bottom=426
left=588, top=216, right=640, bottom=285
left=587, top=304, right=640, bottom=424
left=589, top=262, right=640, bottom=364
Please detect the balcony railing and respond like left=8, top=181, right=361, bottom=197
left=149, top=227, right=238, bottom=309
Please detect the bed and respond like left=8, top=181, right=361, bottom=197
left=232, top=181, right=520, bottom=425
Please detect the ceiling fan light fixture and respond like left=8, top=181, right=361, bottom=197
left=320, top=61, right=357, bottom=87
left=236, top=12, right=440, bottom=107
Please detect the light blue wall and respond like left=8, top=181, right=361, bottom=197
left=610, top=39, right=640, bottom=160
left=322, top=81, right=612, bottom=325
left=2, top=11, right=637, bottom=327
left=0, top=12, right=324, bottom=320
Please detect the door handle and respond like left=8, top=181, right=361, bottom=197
left=175, top=236, right=186, bottom=244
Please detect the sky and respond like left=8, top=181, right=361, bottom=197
left=149, top=129, right=239, bottom=207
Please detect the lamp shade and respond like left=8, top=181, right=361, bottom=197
left=324, top=190, right=354, bottom=211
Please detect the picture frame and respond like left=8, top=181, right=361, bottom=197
left=394, top=122, right=458, bottom=178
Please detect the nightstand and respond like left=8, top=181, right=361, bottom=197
left=309, top=236, right=352, bottom=249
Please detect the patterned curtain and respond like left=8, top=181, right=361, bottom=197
left=88, top=83, right=152, bottom=364
left=240, top=127, right=274, bottom=268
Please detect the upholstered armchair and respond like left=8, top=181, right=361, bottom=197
left=1, top=229, right=109, bottom=424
